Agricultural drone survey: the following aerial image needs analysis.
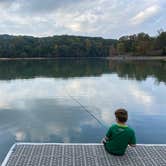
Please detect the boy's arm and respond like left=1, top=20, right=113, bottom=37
left=101, top=126, right=112, bottom=143
left=129, top=130, right=136, bottom=147
left=106, top=126, right=112, bottom=138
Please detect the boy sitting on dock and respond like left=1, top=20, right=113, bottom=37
left=102, top=108, right=136, bottom=155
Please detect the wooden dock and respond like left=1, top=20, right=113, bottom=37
left=2, top=143, right=166, bottom=166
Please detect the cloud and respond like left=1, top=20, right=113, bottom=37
left=20, top=0, right=83, bottom=14
left=0, top=0, right=165, bottom=38
left=0, top=0, right=13, bottom=3
left=0, top=0, right=13, bottom=8
left=130, top=5, right=160, bottom=25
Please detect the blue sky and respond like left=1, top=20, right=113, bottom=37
left=0, top=0, right=165, bottom=38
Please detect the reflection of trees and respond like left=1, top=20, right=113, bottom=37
left=109, top=60, right=166, bottom=83
left=0, top=59, right=110, bottom=79
left=0, top=59, right=165, bottom=83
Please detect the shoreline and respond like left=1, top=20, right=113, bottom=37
left=106, top=56, right=166, bottom=60
left=0, top=56, right=165, bottom=61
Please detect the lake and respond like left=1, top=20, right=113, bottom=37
left=0, top=59, right=166, bottom=163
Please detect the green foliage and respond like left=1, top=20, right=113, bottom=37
left=0, top=35, right=117, bottom=58
left=156, top=31, right=166, bottom=54
left=115, top=31, right=166, bottom=56
left=117, top=42, right=125, bottom=54
left=0, top=31, right=165, bottom=57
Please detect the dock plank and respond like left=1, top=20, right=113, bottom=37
left=2, top=143, right=166, bottom=166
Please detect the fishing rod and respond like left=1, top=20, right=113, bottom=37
left=65, top=89, right=108, bottom=130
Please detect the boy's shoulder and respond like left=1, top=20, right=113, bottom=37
left=127, top=126, right=135, bottom=134
left=111, top=123, right=117, bottom=127
left=110, top=124, right=135, bottom=132
left=110, top=123, right=117, bottom=128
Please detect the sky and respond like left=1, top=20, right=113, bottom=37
left=0, top=0, right=165, bottom=39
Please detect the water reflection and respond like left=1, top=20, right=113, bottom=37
left=0, top=59, right=166, bottom=163
left=1, top=99, right=103, bottom=142
left=0, top=59, right=165, bottom=83
left=109, top=60, right=166, bottom=83
left=0, top=76, right=165, bottom=137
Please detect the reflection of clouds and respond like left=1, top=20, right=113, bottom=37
left=101, top=111, right=115, bottom=125
left=0, top=78, right=67, bottom=110
left=67, top=80, right=81, bottom=93
left=0, top=101, right=11, bottom=109
left=25, top=103, right=91, bottom=142
left=0, top=74, right=166, bottom=143
left=15, top=131, right=26, bottom=141
left=0, top=75, right=165, bottom=122
left=129, top=85, right=153, bottom=105
left=65, top=75, right=165, bottom=120
left=81, top=118, right=98, bottom=128
left=0, top=97, right=102, bottom=143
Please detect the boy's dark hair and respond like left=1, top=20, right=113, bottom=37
left=115, top=108, right=128, bottom=123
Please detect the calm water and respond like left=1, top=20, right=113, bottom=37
left=0, top=59, right=166, bottom=163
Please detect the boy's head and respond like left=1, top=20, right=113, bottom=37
left=115, top=108, right=128, bottom=123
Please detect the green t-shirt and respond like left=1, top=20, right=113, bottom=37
left=105, top=124, right=136, bottom=155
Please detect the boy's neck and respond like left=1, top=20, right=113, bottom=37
left=117, top=121, right=127, bottom=126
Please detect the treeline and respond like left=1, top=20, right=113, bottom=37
left=110, top=31, right=166, bottom=56
left=0, top=31, right=165, bottom=58
left=0, top=35, right=116, bottom=58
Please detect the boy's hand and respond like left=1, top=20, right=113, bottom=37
left=129, top=144, right=136, bottom=147
left=101, top=138, right=106, bottom=144
left=101, top=137, right=109, bottom=144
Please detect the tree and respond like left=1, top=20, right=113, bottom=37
left=156, top=32, right=166, bottom=54
left=117, top=42, right=125, bottom=55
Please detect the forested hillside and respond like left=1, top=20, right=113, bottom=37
left=0, top=31, right=165, bottom=58
left=112, top=31, right=166, bottom=56
left=0, top=35, right=116, bottom=58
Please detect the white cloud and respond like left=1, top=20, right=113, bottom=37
left=67, top=23, right=82, bottom=32
left=130, top=5, right=160, bottom=25
left=0, top=0, right=165, bottom=37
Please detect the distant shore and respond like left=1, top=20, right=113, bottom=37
left=107, top=56, right=166, bottom=60
left=0, top=56, right=165, bottom=61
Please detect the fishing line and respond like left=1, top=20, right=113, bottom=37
left=65, top=88, right=108, bottom=129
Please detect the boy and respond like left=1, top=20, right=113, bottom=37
left=102, top=108, right=136, bottom=155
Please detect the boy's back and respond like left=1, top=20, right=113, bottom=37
left=105, top=124, right=136, bottom=155
left=103, top=108, right=136, bottom=155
